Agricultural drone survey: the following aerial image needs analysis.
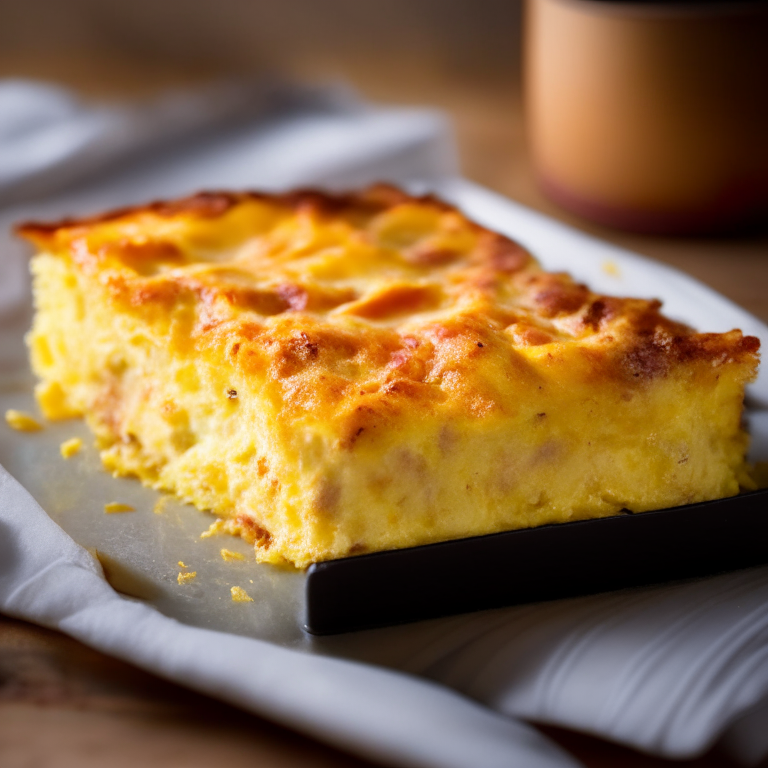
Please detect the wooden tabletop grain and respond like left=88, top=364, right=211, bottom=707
left=0, top=49, right=765, bottom=768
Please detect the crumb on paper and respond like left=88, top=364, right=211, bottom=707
left=201, top=519, right=226, bottom=539
left=201, top=517, right=248, bottom=543
left=221, top=548, right=246, bottom=562
left=153, top=495, right=172, bottom=515
left=178, top=561, right=188, bottom=568
left=5, top=409, right=43, bottom=432
left=177, top=571, right=197, bottom=585
left=231, top=586, right=253, bottom=603
left=60, top=437, right=83, bottom=458
left=249, top=579, right=253, bottom=584
left=602, top=260, right=621, bottom=277
left=104, top=502, right=135, bottom=514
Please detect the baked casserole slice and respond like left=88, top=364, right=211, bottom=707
left=18, top=186, right=760, bottom=567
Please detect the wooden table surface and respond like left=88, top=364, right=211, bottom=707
left=1, top=51, right=766, bottom=768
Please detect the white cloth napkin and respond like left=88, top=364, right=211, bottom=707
left=0, top=78, right=450, bottom=207
left=1, top=79, right=767, bottom=768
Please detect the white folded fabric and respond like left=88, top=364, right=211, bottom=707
left=0, top=78, right=435, bottom=206
left=0, top=466, right=575, bottom=768
left=1, top=78, right=767, bottom=768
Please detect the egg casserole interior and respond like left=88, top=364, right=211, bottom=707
left=18, top=186, right=760, bottom=567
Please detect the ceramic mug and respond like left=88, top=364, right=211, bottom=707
left=524, top=0, right=768, bottom=234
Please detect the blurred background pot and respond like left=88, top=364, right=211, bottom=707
left=524, top=0, right=768, bottom=234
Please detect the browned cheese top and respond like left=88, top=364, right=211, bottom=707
left=18, top=185, right=760, bottom=435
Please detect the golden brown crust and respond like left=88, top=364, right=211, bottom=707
left=16, top=185, right=440, bottom=240
left=16, top=184, right=760, bottom=431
